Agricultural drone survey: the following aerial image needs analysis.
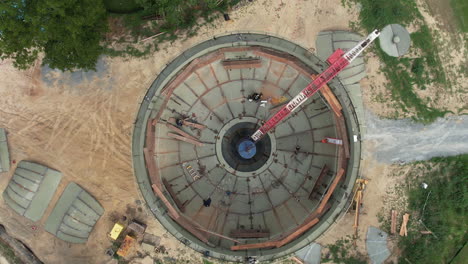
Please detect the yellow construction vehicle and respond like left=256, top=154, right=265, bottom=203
left=352, top=179, right=369, bottom=243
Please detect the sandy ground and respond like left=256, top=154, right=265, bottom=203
left=0, top=0, right=463, bottom=263
left=0, top=1, right=359, bottom=263
left=316, top=140, right=410, bottom=263
left=0, top=256, right=9, bottom=264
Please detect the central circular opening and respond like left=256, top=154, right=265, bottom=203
left=237, top=139, right=257, bottom=159
left=221, top=122, right=271, bottom=172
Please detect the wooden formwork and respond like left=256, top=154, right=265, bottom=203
left=222, top=59, right=262, bottom=69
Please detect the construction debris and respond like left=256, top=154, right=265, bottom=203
left=127, top=220, right=146, bottom=239
left=399, top=213, right=410, bottom=237
left=117, top=235, right=136, bottom=257
left=420, top=230, right=432, bottom=235
left=105, top=248, right=115, bottom=257
left=165, top=122, right=204, bottom=146
left=168, top=117, right=206, bottom=130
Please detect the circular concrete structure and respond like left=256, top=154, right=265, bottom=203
left=132, top=33, right=362, bottom=262
left=215, top=117, right=276, bottom=176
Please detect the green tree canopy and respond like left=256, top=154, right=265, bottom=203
left=135, top=0, right=234, bottom=30
left=0, top=0, right=107, bottom=71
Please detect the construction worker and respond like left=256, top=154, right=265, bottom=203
left=203, top=197, right=212, bottom=207
left=248, top=92, right=262, bottom=102
left=175, top=118, right=184, bottom=126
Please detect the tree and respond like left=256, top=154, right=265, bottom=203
left=0, top=0, right=108, bottom=71
left=134, top=0, right=234, bottom=31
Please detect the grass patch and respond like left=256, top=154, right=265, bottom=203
left=348, top=0, right=451, bottom=123
left=0, top=238, right=22, bottom=264
left=451, top=0, right=468, bottom=32
left=399, top=155, right=468, bottom=263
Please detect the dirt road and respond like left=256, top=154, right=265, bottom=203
left=364, top=113, right=468, bottom=163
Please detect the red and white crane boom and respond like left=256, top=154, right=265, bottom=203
left=251, top=29, right=381, bottom=142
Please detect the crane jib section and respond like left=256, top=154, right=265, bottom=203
left=251, top=29, right=380, bottom=142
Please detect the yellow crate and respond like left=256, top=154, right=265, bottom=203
left=109, top=223, right=124, bottom=240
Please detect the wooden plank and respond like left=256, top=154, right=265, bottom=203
left=231, top=241, right=277, bottom=251
left=162, top=178, right=186, bottom=212
left=309, top=165, right=329, bottom=200
left=291, top=256, right=305, bottom=264
left=183, top=120, right=206, bottom=130
left=276, top=218, right=320, bottom=248
left=174, top=215, right=209, bottom=244
left=334, top=114, right=350, bottom=159
left=159, top=50, right=223, bottom=97
left=195, top=226, right=241, bottom=243
left=399, top=213, right=410, bottom=237
left=168, top=117, right=206, bottom=130
left=317, top=168, right=345, bottom=214
left=145, top=118, right=162, bottom=188
left=318, top=82, right=342, bottom=117
left=222, top=59, right=262, bottom=69
left=230, top=229, right=270, bottom=238
left=151, top=184, right=180, bottom=219
left=144, top=148, right=161, bottom=188
left=165, top=123, right=199, bottom=141
left=146, top=118, right=156, bottom=150
left=167, top=132, right=204, bottom=147
left=301, top=203, right=330, bottom=227
left=231, top=213, right=326, bottom=250
left=253, top=49, right=314, bottom=77
left=353, top=191, right=362, bottom=237
left=276, top=203, right=330, bottom=246
left=391, top=210, right=398, bottom=234
left=161, top=58, right=200, bottom=96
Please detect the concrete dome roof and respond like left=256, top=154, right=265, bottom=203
left=132, top=33, right=362, bottom=262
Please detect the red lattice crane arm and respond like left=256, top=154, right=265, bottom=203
left=251, top=30, right=381, bottom=142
